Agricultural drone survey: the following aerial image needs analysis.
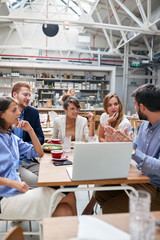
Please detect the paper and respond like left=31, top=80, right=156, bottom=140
left=74, top=215, right=130, bottom=240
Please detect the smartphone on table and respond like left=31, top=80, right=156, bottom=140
left=53, top=160, right=72, bottom=166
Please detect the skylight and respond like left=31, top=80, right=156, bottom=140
left=60, top=0, right=96, bottom=16
left=7, top=0, right=35, bottom=9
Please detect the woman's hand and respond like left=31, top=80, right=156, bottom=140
left=16, top=120, right=33, bottom=133
left=10, top=180, right=29, bottom=193
left=107, top=112, right=119, bottom=125
left=87, top=112, right=94, bottom=122
left=17, top=120, right=44, bottom=157
left=47, top=139, right=52, bottom=143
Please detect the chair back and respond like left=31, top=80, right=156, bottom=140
left=2, top=226, right=24, bottom=240
left=128, top=117, right=143, bottom=135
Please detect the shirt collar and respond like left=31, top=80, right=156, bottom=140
left=20, top=109, right=25, bottom=118
left=146, top=120, right=160, bottom=130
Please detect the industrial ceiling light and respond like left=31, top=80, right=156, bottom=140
left=64, top=21, right=70, bottom=30
left=42, top=24, right=59, bottom=37
left=44, top=23, right=47, bottom=29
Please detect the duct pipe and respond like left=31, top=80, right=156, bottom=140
left=122, top=43, right=129, bottom=113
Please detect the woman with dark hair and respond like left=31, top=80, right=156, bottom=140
left=99, top=93, right=131, bottom=142
left=0, top=97, right=77, bottom=220
left=50, top=95, right=94, bottom=142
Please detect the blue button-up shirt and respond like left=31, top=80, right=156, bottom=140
left=132, top=120, right=160, bottom=188
left=0, top=132, right=40, bottom=197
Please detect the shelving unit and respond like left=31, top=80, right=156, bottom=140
left=36, top=70, right=111, bottom=107
left=0, top=75, right=36, bottom=99
left=0, top=63, right=116, bottom=108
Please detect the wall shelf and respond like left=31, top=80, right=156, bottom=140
left=0, top=64, right=116, bottom=108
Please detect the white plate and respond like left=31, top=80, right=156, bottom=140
left=52, top=155, right=68, bottom=161
left=42, top=128, right=52, bottom=132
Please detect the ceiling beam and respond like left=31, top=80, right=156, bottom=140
left=0, top=15, right=159, bottom=35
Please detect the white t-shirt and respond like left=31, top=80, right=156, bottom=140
left=100, top=112, right=132, bottom=134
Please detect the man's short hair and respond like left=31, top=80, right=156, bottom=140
left=131, top=83, right=160, bottom=112
left=11, top=81, right=32, bottom=97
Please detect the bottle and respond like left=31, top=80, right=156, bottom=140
left=46, top=114, right=50, bottom=128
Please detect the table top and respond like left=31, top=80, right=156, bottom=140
left=43, top=211, right=160, bottom=240
left=38, top=151, right=150, bottom=187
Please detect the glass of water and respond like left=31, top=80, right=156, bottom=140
left=130, top=213, right=155, bottom=240
left=63, top=135, right=71, bottom=152
left=88, top=135, right=98, bottom=142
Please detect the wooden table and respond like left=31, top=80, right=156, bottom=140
left=38, top=151, right=150, bottom=217
left=38, top=151, right=150, bottom=187
left=43, top=211, right=160, bottom=240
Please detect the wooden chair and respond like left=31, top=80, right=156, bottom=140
left=2, top=226, right=24, bottom=240
left=127, top=117, right=143, bottom=136
left=0, top=220, right=42, bottom=240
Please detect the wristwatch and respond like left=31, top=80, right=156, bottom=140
left=132, top=143, right=136, bottom=155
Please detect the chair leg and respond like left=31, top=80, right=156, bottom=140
left=5, top=221, right=8, bottom=232
left=82, top=196, right=97, bottom=215
left=38, top=222, right=43, bottom=240
left=29, top=221, right=32, bottom=232
left=87, top=185, right=91, bottom=201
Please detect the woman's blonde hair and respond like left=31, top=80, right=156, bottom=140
left=67, top=88, right=76, bottom=96
left=103, top=93, right=124, bottom=129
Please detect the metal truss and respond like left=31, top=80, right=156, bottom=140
left=0, top=0, right=159, bottom=62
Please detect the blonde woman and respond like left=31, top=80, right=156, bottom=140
left=82, top=93, right=132, bottom=215
left=67, top=88, right=76, bottom=97
left=99, top=93, right=131, bottom=142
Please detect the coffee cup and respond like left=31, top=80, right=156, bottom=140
left=51, top=150, right=63, bottom=159
left=51, top=139, right=61, bottom=144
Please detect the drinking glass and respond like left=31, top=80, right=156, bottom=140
left=129, top=190, right=152, bottom=240
left=63, top=135, right=71, bottom=152
left=129, top=190, right=151, bottom=215
left=130, top=213, right=155, bottom=240
left=88, top=135, right=98, bottom=142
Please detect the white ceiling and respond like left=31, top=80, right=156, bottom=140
left=0, top=0, right=159, bottom=65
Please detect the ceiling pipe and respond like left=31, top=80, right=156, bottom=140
left=0, top=53, right=123, bottom=64
left=46, top=0, right=48, bottom=57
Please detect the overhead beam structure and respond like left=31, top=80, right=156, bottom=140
left=0, top=0, right=159, bottom=62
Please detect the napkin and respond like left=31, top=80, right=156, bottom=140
left=74, top=215, right=130, bottom=240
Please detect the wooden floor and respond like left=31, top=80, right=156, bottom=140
left=0, top=185, right=102, bottom=240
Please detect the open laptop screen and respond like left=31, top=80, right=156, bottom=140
left=67, top=142, right=133, bottom=181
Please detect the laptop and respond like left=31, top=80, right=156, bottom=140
left=66, top=142, right=133, bottom=181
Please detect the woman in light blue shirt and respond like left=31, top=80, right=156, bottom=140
left=0, top=97, right=77, bottom=220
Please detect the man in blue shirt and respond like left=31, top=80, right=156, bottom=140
left=12, top=82, right=44, bottom=188
left=95, top=83, right=160, bottom=213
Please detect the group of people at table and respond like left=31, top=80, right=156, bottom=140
left=0, top=81, right=160, bottom=223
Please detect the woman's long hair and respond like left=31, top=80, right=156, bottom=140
left=0, top=97, right=17, bottom=133
left=103, top=93, right=124, bottom=129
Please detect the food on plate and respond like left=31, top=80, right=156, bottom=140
left=42, top=144, right=63, bottom=152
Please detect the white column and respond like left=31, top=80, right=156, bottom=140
left=122, top=44, right=129, bottom=113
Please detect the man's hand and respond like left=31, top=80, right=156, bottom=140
left=116, top=128, right=133, bottom=142
left=104, top=126, right=133, bottom=142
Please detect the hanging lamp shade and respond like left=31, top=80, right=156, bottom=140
left=42, top=24, right=59, bottom=37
